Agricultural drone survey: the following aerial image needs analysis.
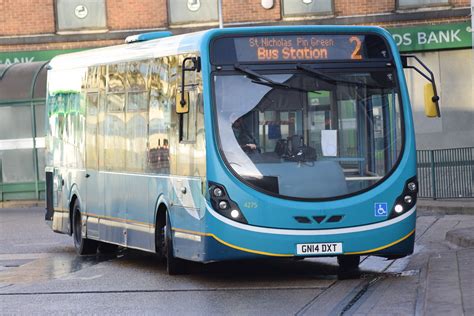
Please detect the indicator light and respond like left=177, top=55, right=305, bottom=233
left=218, top=201, right=228, bottom=210
left=213, top=187, right=224, bottom=197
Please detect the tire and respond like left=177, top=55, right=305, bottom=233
left=337, top=255, right=361, bottom=280
left=337, top=255, right=360, bottom=269
left=155, top=210, right=166, bottom=261
left=165, top=211, right=188, bottom=275
left=72, top=200, right=98, bottom=255
left=97, top=242, right=118, bottom=254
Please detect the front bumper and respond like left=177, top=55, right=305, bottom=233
left=173, top=204, right=416, bottom=262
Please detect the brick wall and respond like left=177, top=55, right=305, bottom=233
left=0, top=0, right=471, bottom=52
left=335, top=0, right=395, bottom=17
left=0, top=0, right=55, bottom=36
left=223, top=0, right=281, bottom=23
left=106, top=0, right=167, bottom=30
left=450, top=0, right=471, bottom=7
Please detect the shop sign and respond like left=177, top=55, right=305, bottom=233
left=387, top=22, right=473, bottom=52
left=0, top=49, right=83, bottom=65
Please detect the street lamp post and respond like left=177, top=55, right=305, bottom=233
left=218, top=0, right=223, bottom=28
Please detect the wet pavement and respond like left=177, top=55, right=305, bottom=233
left=1, top=206, right=473, bottom=315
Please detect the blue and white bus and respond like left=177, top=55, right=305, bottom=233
left=45, top=26, right=439, bottom=274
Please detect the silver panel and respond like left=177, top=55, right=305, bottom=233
left=282, top=0, right=333, bottom=16
left=169, top=0, right=218, bottom=24
left=398, top=0, right=448, bottom=7
left=56, top=0, right=107, bottom=31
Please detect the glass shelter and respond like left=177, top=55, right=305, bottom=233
left=0, top=62, right=48, bottom=201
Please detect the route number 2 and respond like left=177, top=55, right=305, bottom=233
left=350, top=36, right=363, bottom=60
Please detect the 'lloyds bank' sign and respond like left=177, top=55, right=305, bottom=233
left=388, top=22, right=472, bottom=53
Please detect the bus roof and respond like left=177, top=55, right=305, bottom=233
left=49, top=30, right=208, bottom=70
left=48, top=25, right=390, bottom=70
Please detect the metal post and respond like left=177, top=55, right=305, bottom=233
left=218, top=0, right=223, bottom=28
left=430, top=149, right=437, bottom=200
left=0, top=159, right=3, bottom=202
left=30, top=61, right=49, bottom=200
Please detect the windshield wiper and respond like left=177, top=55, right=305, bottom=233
left=234, top=64, right=289, bottom=88
left=296, top=64, right=388, bottom=89
left=234, top=64, right=315, bottom=93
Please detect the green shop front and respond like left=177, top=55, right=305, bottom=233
left=387, top=21, right=473, bottom=150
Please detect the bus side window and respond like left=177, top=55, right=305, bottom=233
left=85, top=92, right=99, bottom=170
left=148, top=58, right=171, bottom=173
left=125, top=61, right=149, bottom=173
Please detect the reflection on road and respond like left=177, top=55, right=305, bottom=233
left=0, top=246, right=411, bottom=287
left=0, top=251, right=115, bottom=285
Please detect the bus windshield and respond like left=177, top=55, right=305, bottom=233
left=214, top=67, right=403, bottom=199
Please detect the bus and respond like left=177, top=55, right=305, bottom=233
left=45, top=26, right=440, bottom=275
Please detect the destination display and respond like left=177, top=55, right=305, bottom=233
left=211, top=34, right=390, bottom=64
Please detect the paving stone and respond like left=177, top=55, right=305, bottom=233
left=457, top=249, right=474, bottom=315
left=424, top=252, right=463, bottom=316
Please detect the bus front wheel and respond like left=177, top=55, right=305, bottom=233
left=72, top=200, right=98, bottom=255
left=165, top=211, right=188, bottom=275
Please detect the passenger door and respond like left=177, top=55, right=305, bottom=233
left=84, top=92, right=101, bottom=239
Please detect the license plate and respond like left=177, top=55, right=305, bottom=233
left=296, top=242, right=343, bottom=255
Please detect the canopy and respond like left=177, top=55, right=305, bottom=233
left=0, top=62, right=48, bottom=101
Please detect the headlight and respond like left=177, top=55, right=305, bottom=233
left=389, top=176, right=418, bottom=219
left=208, top=182, right=248, bottom=224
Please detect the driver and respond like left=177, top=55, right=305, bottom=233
left=231, top=115, right=258, bottom=152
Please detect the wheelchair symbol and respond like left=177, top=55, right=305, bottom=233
left=374, top=203, right=388, bottom=217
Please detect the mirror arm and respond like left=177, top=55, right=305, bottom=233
left=401, top=54, right=440, bottom=116
left=179, top=57, right=201, bottom=108
left=404, top=65, right=431, bottom=82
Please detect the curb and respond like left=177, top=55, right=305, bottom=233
left=0, top=200, right=45, bottom=209
left=417, top=199, right=474, bottom=215
left=445, top=228, right=474, bottom=248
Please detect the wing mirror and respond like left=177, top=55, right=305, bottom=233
left=423, top=83, right=440, bottom=118
left=176, top=56, right=201, bottom=114
left=401, top=55, right=440, bottom=118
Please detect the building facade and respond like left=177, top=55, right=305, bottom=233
left=0, top=1, right=471, bottom=58
left=1, top=0, right=472, bottom=149
left=0, top=0, right=473, bottom=200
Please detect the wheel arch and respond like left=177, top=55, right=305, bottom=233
left=154, top=194, right=170, bottom=224
left=153, top=194, right=170, bottom=253
left=68, top=184, right=82, bottom=236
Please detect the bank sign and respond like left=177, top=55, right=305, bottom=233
left=387, top=21, right=472, bottom=52
left=0, top=49, right=83, bottom=65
